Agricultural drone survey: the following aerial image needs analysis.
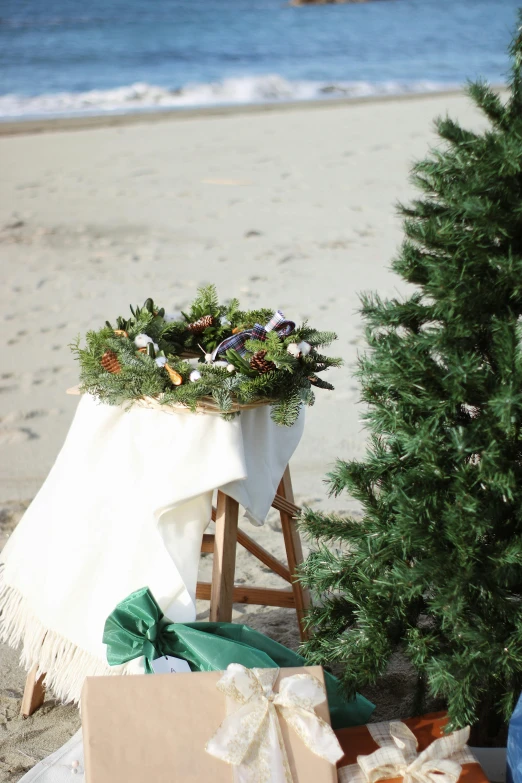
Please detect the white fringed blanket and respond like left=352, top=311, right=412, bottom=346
left=0, top=395, right=304, bottom=703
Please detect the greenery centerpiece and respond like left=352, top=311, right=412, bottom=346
left=71, top=285, right=341, bottom=427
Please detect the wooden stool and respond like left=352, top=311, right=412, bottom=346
left=21, top=464, right=310, bottom=717
left=197, top=465, right=310, bottom=635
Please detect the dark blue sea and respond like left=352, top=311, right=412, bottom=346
left=0, top=0, right=517, bottom=119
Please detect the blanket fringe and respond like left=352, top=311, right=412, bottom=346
left=0, top=566, right=119, bottom=704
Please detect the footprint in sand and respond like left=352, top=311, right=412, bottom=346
left=1, top=408, right=56, bottom=424
left=0, top=373, right=18, bottom=394
left=0, top=427, right=39, bottom=444
left=0, top=409, right=61, bottom=445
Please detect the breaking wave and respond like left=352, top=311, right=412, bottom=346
left=0, top=75, right=461, bottom=120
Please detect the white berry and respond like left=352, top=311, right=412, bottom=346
left=287, top=343, right=300, bottom=357
left=189, top=370, right=201, bottom=382
left=227, top=364, right=235, bottom=373
left=134, top=333, right=153, bottom=348
left=297, top=341, right=311, bottom=356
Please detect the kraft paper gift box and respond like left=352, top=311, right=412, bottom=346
left=82, top=665, right=343, bottom=783
left=335, top=712, right=488, bottom=783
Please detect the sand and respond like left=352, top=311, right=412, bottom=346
left=0, top=92, right=489, bottom=781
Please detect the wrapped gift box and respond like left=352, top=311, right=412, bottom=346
left=82, top=666, right=340, bottom=782
left=335, top=712, right=488, bottom=783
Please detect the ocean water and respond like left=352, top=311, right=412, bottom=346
left=0, top=0, right=518, bottom=120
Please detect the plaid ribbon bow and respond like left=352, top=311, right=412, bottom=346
left=211, top=310, right=295, bottom=360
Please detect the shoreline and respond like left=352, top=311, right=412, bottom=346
left=0, top=86, right=499, bottom=137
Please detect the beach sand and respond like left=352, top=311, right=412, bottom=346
left=0, top=92, right=488, bottom=780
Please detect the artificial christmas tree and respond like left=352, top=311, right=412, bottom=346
left=299, top=17, right=522, bottom=745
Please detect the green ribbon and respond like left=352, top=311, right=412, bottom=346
left=103, top=586, right=375, bottom=730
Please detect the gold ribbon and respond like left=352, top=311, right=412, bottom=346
left=206, top=664, right=344, bottom=783
left=339, top=720, right=477, bottom=783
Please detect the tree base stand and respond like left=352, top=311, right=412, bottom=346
left=21, top=464, right=309, bottom=717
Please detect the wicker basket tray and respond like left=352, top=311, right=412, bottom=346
left=66, top=387, right=272, bottom=416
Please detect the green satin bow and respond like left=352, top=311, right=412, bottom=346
left=103, top=586, right=375, bottom=730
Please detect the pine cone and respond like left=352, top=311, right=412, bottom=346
left=101, top=350, right=121, bottom=374
left=250, top=350, right=276, bottom=374
left=187, top=315, right=214, bottom=334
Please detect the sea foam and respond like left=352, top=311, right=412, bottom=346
left=0, top=75, right=460, bottom=121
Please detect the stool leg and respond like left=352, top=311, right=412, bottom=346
left=209, top=491, right=239, bottom=623
left=278, top=466, right=311, bottom=641
left=21, top=665, right=46, bottom=718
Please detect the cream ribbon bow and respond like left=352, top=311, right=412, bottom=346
left=206, top=664, right=344, bottom=783
left=339, top=720, right=477, bottom=783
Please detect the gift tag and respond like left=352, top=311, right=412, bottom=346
left=151, top=656, right=191, bottom=674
